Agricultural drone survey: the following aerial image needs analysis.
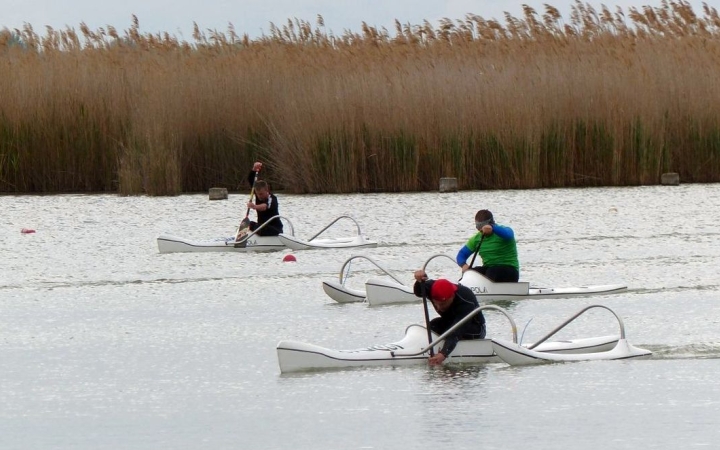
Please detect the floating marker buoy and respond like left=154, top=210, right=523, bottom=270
left=21, top=228, right=36, bottom=234
left=283, top=254, right=297, bottom=262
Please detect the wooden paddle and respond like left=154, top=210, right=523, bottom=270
left=235, top=168, right=260, bottom=242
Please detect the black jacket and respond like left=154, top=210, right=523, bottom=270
left=248, top=171, right=283, bottom=236
left=413, top=280, right=485, bottom=355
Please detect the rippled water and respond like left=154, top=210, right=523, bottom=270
left=2, top=184, right=720, bottom=449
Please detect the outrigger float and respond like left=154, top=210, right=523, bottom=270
left=276, top=304, right=651, bottom=373
left=322, top=254, right=627, bottom=306
left=157, top=215, right=377, bottom=253
left=274, top=216, right=378, bottom=250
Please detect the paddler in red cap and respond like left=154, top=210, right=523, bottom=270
left=413, top=270, right=486, bottom=366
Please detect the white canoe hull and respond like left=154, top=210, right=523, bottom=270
left=320, top=278, right=415, bottom=305
left=321, top=281, right=366, bottom=304
left=491, top=338, right=652, bottom=366
left=329, top=272, right=628, bottom=306
left=461, top=270, right=628, bottom=301
left=365, top=278, right=417, bottom=305
left=156, top=234, right=285, bottom=253
left=276, top=324, right=620, bottom=373
left=277, top=234, right=378, bottom=251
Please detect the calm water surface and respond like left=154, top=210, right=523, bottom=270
left=2, top=185, right=720, bottom=449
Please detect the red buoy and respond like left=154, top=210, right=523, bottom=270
left=283, top=254, right=297, bottom=262
left=21, top=228, right=36, bottom=234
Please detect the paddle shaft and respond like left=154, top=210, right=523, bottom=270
left=468, top=235, right=484, bottom=268
left=244, top=169, right=260, bottom=220
left=420, top=281, right=435, bottom=357
left=235, top=169, right=259, bottom=241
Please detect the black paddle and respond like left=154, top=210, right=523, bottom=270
left=420, top=278, right=435, bottom=357
left=235, top=169, right=259, bottom=242
left=468, top=235, right=485, bottom=269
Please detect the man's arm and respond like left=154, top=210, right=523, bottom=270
left=456, top=244, right=472, bottom=266
left=492, top=224, right=514, bottom=240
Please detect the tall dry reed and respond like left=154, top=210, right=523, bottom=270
left=1, top=2, right=719, bottom=195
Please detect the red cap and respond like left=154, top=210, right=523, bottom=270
left=430, top=279, right=457, bottom=301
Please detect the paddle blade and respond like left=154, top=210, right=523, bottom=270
left=235, top=218, right=251, bottom=241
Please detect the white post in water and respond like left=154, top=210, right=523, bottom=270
left=209, top=187, right=228, bottom=200
left=439, top=177, right=458, bottom=193
left=660, top=173, right=680, bottom=186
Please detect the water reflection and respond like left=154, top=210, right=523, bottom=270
left=424, top=364, right=490, bottom=386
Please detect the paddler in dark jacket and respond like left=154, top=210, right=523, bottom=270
left=413, top=270, right=486, bottom=366
left=246, top=162, right=283, bottom=236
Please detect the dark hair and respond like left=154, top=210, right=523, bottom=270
left=254, top=180, right=269, bottom=191
left=475, top=209, right=494, bottom=223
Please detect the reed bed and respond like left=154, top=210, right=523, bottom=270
left=1, top=1, right=719, bottom=195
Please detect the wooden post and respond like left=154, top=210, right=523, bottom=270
left=209, top=187, right=228, bottom=200
left=660, top=173, right=680, bottom=186
left=439, top=177, right=458, bottom=192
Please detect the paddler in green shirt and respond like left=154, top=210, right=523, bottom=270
left=456, top=209, right=520, bottom=282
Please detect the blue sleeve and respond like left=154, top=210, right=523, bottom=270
left=456, top=245, right=473, bottom=266
left=491, top=224, right=514, bottom=240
